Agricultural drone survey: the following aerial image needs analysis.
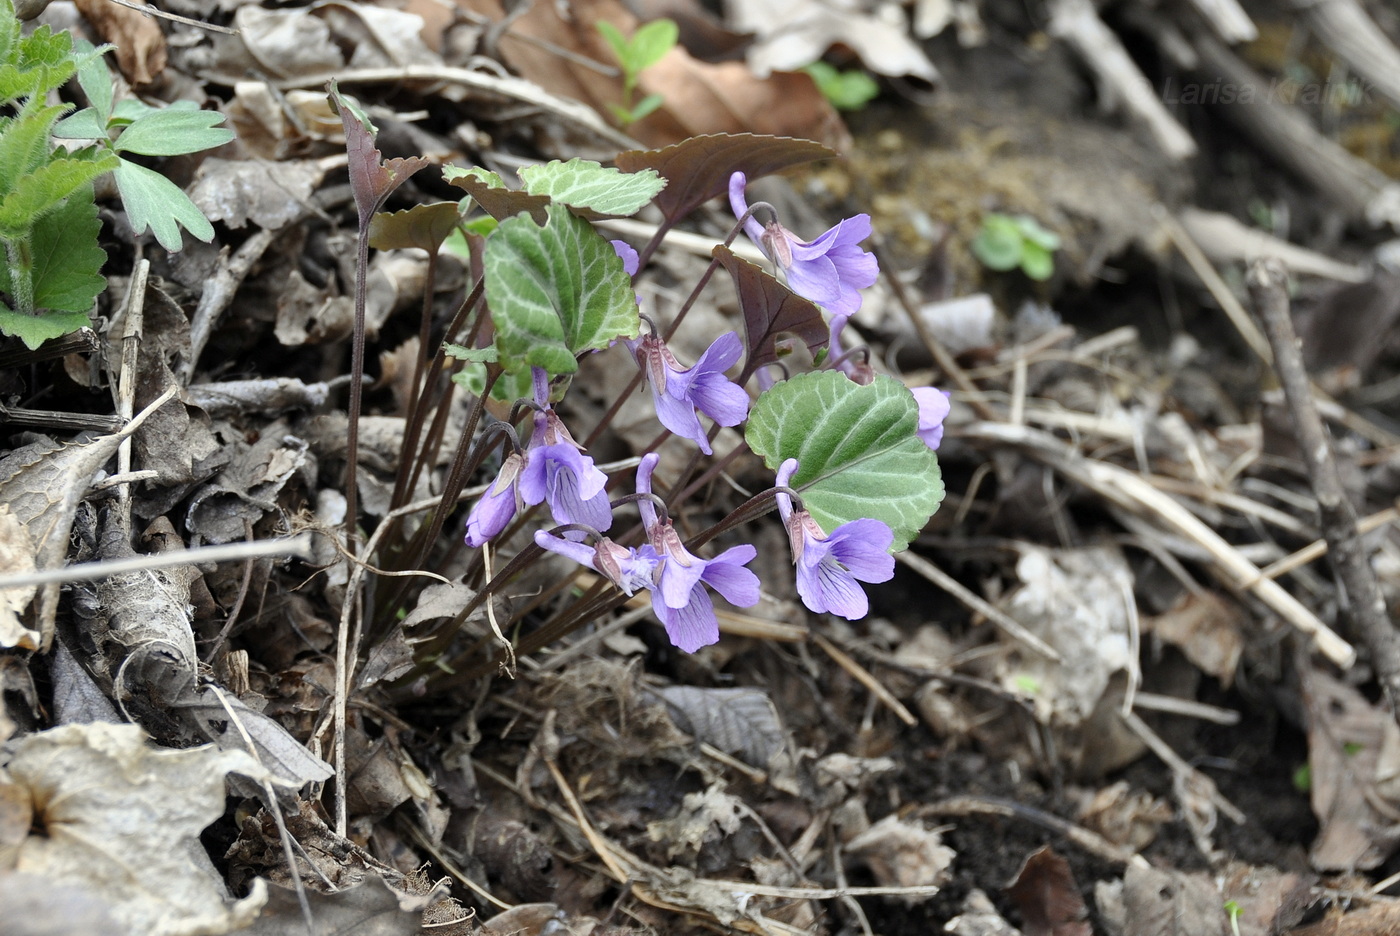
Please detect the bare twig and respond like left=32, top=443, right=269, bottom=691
left=0, top=534, right=314, bottom=589
left=1248, top=259, right=1400, bottom=712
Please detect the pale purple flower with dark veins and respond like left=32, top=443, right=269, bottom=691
left=728, top=171, right=879, bottom=317
left=627, top=331, right=749, bottom=455
left=465, top=409, right=613, bottom=548
left=636, top=453, right=761, bottom=652
left=910, top=387, right=951, bottom=451
left=465, top=451, right=526, bottom=547
left=775, top=459, right=894, bottom=620
left=519, top=408, right=613, bottom=534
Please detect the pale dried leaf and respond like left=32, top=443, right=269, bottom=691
left=189, top=158, right=327, bottom=231
left=6, top=723, right=271, bottom=936
left=646, top=785, right=745, bottom=859
left=0, top=873, right=121, bottom=936
left=725, top=0, right=939, bottom=80
left=1301, top=666, right=1400, bottom=870
left=1117, top=864, right=1228, bottom=936
left=1000, top=546, right=1134, bottom=725
left=0, top=506, right=38, bottom=650
left=0, top=431, right=125, bottom=648
left=652, top=685, right=786, bottom=770
left=1141, top=591, right=1244, bottom=688
left=844, top=813, right=955, bottom=890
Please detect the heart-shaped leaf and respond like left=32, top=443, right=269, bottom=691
left=746, top=370, right=943, bottom=550
left=484, top=204, right=639, bottom=377
left=368, top=202, right=462, bottom=252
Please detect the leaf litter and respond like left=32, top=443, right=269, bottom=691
left=5, top=0, right=1400, bottom=933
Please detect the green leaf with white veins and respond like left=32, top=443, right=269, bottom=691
left=114, top=158, right=214, bottom=250
left=484, top=204, right=639, bottom=377
left=745, top=371, right=945, bottom=551
left=519, top=158, right=664, bottom=217
left=114, top=102, right=234, bottom=157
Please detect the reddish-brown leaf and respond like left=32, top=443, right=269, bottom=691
left=327, top=81, right=430, bottom=224
left=1005, top=846, right=1092, bottom=936
left=617, top=133, right=835, bottom=223
left=368, top=202, right=462, bottom=253
left=444, top=173, right=551, bottom=225
left=712, top=244, right=827, bottom=381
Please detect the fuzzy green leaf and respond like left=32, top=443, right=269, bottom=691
left=0, top=303, right=90, bottom=349
left=0, top=101, right=70, bottom=194
left=30, top=185, right=105, bottom=311
left=0, top=151, right=117, bottom=235
left=113, top=158, right=214, bottom=251
left=746, top=371, right=944, bottom=551
left=483, top=204, right=639, bottom=377
left=1019, top=242, right=1054, bottom=281
left=519, top=158, right=664, bottom=218
left=971, top=215, right=1023, bottom=272
left=114, top=103, right=234, bottom=157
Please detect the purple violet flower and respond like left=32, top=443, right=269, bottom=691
left=628, top=331, right=750, bottom=455
left=636, top=453, right=761, bottom=652
left=534, top=531, right=659, bottom=597
left=465, top=451, right=526, bottom=548
left=911, top=387, right=951, bottom=451
left=728, top=171, right=879, bottom=317
left=610, top=239, right=639, bottom=276
left=519, top=409, right=613, bottom=534
left=464, top=409, right=613, bottom=548
left=775, top=459, right=894, bottom=620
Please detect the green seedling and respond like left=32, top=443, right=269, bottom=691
left=596, top=18, right=678, bottom=126
left=0, top=0, right=232, bottom=348
left=802, top=61, right=880, bottom=111
left=971, top=212, right=1061, bottom=282
left=1224, top=899, right=1242, bottom=936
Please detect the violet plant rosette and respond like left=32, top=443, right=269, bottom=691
left=774, top=458, right=895, bottom=620
left=728, top=170, right=879, bottom=317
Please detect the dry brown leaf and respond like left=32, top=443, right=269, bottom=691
left=1301, top=665, right=1400, bottom=870
left=1141, top=590, right=1244, bottom=688
left=74, top=0, right=166, bottom=85
left=1112, top=863, right=1228, bottom=936
left=1005, top=846, right=1091, bottom=936
left=459, top=0, right=848, bottom=149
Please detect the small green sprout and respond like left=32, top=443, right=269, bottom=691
left=802, top=61, right=880, bottom=111
left=971, top=212, right=1061, bottom=281
left=1292, top=762, right=1312, bottom=793
left=1224, top=899, right=1242, bottom=936
left=596, top=18, right=678, bottom=126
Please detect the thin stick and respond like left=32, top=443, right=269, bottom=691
left=812, top=632, right=917, bottom=726
left=115, top=259, right=147, bottom=526
left=895, top=551, right=1062, bottom=660
left=104, top=0, right=240, bottom=33
left=1248, top=259, right=1400, bottom=714
left=0, top=533, right=309, bottom=590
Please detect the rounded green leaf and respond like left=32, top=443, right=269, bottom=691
left=746, top=371, right=944, bottom=551
left=519, top=158, right=665, bottom=218
left=483, top=204, right=639, bottom=377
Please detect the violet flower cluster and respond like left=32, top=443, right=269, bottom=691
left=463, top=175, right=954, bottom=653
